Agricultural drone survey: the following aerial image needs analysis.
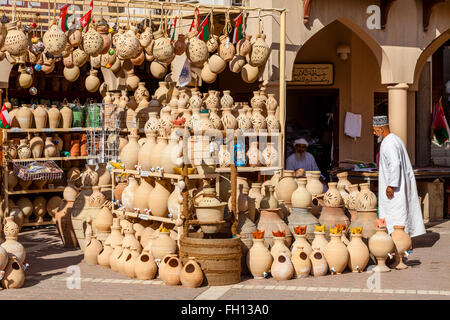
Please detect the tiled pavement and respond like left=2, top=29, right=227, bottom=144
left=1, top=221, right=449, bottom=300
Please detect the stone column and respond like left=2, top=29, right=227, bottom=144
left=388, top=83, right=409, bottom=147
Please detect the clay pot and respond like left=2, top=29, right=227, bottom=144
left=148, top=136, right=168, bottom=170
left=347, top=184, right=360, bottom=219
left=31, top=105, right=47, bottom=130
left=67, top=28, right=82, bottom=46
left=248, top=183, right=264, bottom=212
left=60, top=105, right=73, bottom=128
left=135, top=252, right=157, bottom=280
left=63, top=181, right=78, bottom=202
left=70, top=139, right=80, bottom=157
left=251, top=107, right=267, bottom=132
left=275, top=171, right=298, bottom=206
left=152, top=30, right=174, bottom=63
left=247, top=238, right=273, bottom=279
left=108, top=218, right=125, bottom=248
left=271, top=236, right=291, bottom=259
left=186, top=30, right=209, bottom=67
left=7, top=170, right=18, bottom=191
left=46, top=196, right=62, bottom=220
left=150, top=60, right=168, bottom=79
left=134, top=82, right=150, bottom=105
left=151, top=231, right=177, bottom=260
left=84, top=235, right=103, bottom=265
left=123, top=248, right=140, bottom=278
left=221, top=107, right=237, bottom=130
left=266, top=110, right=280, bottom=133
left=206, top=34, right=219, bottom=52
left=287, top=208, right=319, bottom=242
left=81, top=164, right=99, bottom=187
left=109, top=245, right=124, bottom=272
left=323, top=182, right=343, bottom=207
left=158, top=107, right=173, bottom=138
left=85, top=70, right=101, bottom=93
left=97, top=163, right=111, bottom=187
left=257, top=209, right=292, bottom=247
left=291, top=246, right=312, bottom=278
left=96, top=25, right=111, bottom=55
left=271, top=253, right=294, bottom=281
left=356, top=183, right=377, bottom=210
left=161, top=256, right=183, bottom=286
left=260, top=185, right=278, bottom=210
left=349, top=209, right=378, bottom=239
left=318, top=206, right=349, bottom=235
left=309, top=249, right=328, bottom=277
left=82, top=27, right=104, bottom=56
left=311, top=231, right=329, bottom=253
left=138, top=133, right=157, bottom=171
left=1, top=256, right=25, bottom=289
left=16, top=105, right=33, bottom=129
left=94, top=206, right=113, bottom=236
left=46, top=105, right=60, bottom=129
left=229, top=55, right=246, bottom=73
left=347, top=233, right=370, bottom=272
left=291, top=178, right=312, bottom=208
left=209, top=53, right=226, bottom=74
left=180, top=257, right=203, bottom=288
left=195, top=188, right=227, bottom=234
left=134, top=179, right=154, bottom=214
left=116, top=29, right=140, bottom=60
left=1, top=216, right=26, bottom=263
left=17, top=197, right=33, bottom=223
left=241, top=63, right=260, bottom=83
left=43, top=24, right=67, bottom=55
left=391, top=225, right=412, bottom=270
left=17, top=139, right=31, bottom=159
left=173, top=34, right=186, bottom=55
left=148, top=180, right=171, bottom=218
left=236, top=34, right=252, bottom=56
left=250, top=33, right=270, bottom=67
left=3, top=22, right=28, bottom=57
left=98, top=243, right=114, bottom=268
left=368, top=227, right=394, bottom=272
left=126, top=69, right=140, bottom=91
left=219, top=35, right=235, bottom=62
left=291, top=233, right=312, bottom=256
left=121, top=176, right=139, bottom=212
left=120, top=134, right=140, bottom=170
left=121, top=228, right=142, bottom=253
left=44, top=137, right=57, bottom=157
left=201, top=62, right=217, bottom=83
left=324, top=233, right=349, bottom=274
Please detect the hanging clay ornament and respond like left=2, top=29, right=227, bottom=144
left=63, top=66, right=80, bottom=82
left=174, top=34, right=186, bottom=55
left=130, top=48, right=145, bottom=66
left=207, top=34, right=219, bottom=53
left=219, top=35, right=235, bottom=62
left=43, top=22, right=67, bottom=56
left=85, top=69, right=101, bottom=92
left=116, top=28, right=141, bottom=60
left=241, top=63, right=260, bottom=83
left=186, top=30, right=209, bottom=67
left=236, top=34, right=252, bottom=56
left=201, top=62, right=217, bottom=84
left=229, top=55, right=246, bottom=73
left=63, top=53, right=74, bottom=68
left=150, top=60, right=168, bottom=79
left=18, top=71, right=33, bottom=89
left=96, top=25, right=111, bottom=55
left=68, top=28, right=82, bottom=47
left=126, top=69, right=140, bottom=91
left=208, top=53, right=226, bottom=74
left=73, top=48, right=89, bottom=67
left=140, top=27, right=154, bottom=48
left=82, top=24, right=104, bottom=57
left=250, top=33, right=271, bottom=67
left=4, top=22, right=28, bottom=57
left=90, top=54, right=101, bottom=69
left=152, top=30, right=175, bottom=64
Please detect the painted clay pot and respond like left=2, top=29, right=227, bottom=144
left=250, top=33, right=270, bottom=67
left=309, top=249, right=328, bottom=277
left=271, top=253, right=294, bottom=281
left=391, top=225, right=412, bottom=270
left=323, top=182, right=343, bottom=207
left=121, top=176, right=139, bottom=212
left=135, top=252, right=157, bottom=280
left=82, top=26, right=104, bottom=56
left=84, top=235, right=103, bottom=265
left=368, top=227, right=394, bottom=272
left=161, top=256, right=183, bottom=286
left=347, top=233, right=370, bottom=272
left=158, top=107, right=173, bottom=138
left=180, top=257, right=203, bottom=288
left=17, top=139, right=31, bottom=159
left=186, top=30, right=209, bottom=67
left=266, top=93, right=278, bottom=112
left=291, top=246, right=312, bottom=278
left=218, top=35, right=235, bottom=62
left=134, top=178, right=154, bottom=214
left=209, top=108, right=223, bottom=130
left=324, top=233, right=349, bottom=274
left=151, top=231, right=177, bottom=260
left=236, top=108, right=252, bottom=131
left=356, top=183, right=377, bottom=210
left=247, top=238, right=273, bottom=279
left=120, top=134, right=140, bottom=170
left=311, top=231, right=329, bottom=254
left=1, top=256, right=25, bottom=289
left=43, top=23, right=67, bottom=55
left=275, top=171, right=298, bottom=206
left=270, top=236, right=291, bottom=259
left=257, top=209, right=292, bottom=247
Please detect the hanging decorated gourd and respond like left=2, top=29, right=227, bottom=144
left=82, top=24, right=104, bottom=57
left=186, top=30, right=209, bottom=67
left=63, top=66, right=80, bottom=82
left=206, top=11, right=218, bottom=53
left=3, top=21, right=28, bottom=57
left=139, top=4, right=153, bottom=48
left=67, top=28, right=82, bottom=47
left=150, top=60, right=168, bottom=79
left=249, top=13, right=270, bottom=67
left=152, top=30, right=174, bottom=64
left=18, top=66, right=33, bottom=89
left=201, top=61, right=217, bottom=84
left=85, top=69, right=101, bottom=92
left=43, top=19, right=67, bottom=56
left=116, top=28, right=141, bottom=60
left=241, top=63, right=260, bottom=83
left=218, top=12, right=235, bottom=62
left=96, top=24, right=111, bottom=55
left=72, top=48, right=89, bottom=67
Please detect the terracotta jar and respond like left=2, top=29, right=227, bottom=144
left=108, top=218, right=124, bottom=249
left=309, top=249, right=328, bottom=277
left=150, top=60, right=168, bottom=79
left=85, top=70, right=101, bottom=93
left=174, top=34, right=186, bottom=55
left=291, top=246, right=312, bottom=278
left=257, top=209, right=292, bottom=247
left=247, top=238, right=273, bottom=279
left=152, top=30, right=174, bottom=63
left=261, top=142, right=278, bottom=167
left=134, top=178, right=154, bottom=214
left=16, top=105, right=33, bottom=129
left=126, top=69, right=140, bottom=91
left=319, top=207, right=349, bottom=236
left=160, top=137, right=183, bottom=173
left=291, top=178, right=312, bottom=208
left=43, top=23, right=67, bottom=55
left=218, top=35, right=235, bottom=62
left=180, top=257, right=203, bottom=288
left=95, top=205, right=113, bottom=236
left=96, top=25, right=111, bottom=55
left=44, top=137, right=57, bottom=157
left=266, top=93, right=278, bottom=112
left=368, top=227, right=394, bottom=272
left=236, top=34, right=252, bottom=56
left=356, top=183, right=377, bottom=210
left=33, top=105, right=48, bottom=129
left=84, top=234, right=103, bottom=265
left=121, top=176, right=139, bottom=212
left=123, top=248, right=140, bottom=278
left=46, top=105, right=61, bottom=129
left=116, top=29, right=140, bottom=60
left=70, top=139, right=80, bottom=157
left=209, top=53, right=226, bottom=74
left=161, top=256, right=183, bottom=286
left=148, top=179, right=171, bottom=218
left=1, top=256, right=25, bottom=289
left=323, top=182, right=343, bottom=207
left=166, top=182, right=183, bottom=220
left=88, top=186, right=106, bottom=208
left=195, top=188, right=227, bottom=234
left=337, top=172, right=351, bottom=192
left=4, top=21, right=28, bottom=57
left=349, top=209, right=378, bottom=239
left=347, top=232, right=370, bottom=273
left=148, top=136, right=168, bottom=170
left=60, top=105, right=73, bottom=129
left=82, top=26, right=104, bottom=56
left=324, top=233, right=349, bottom=274
left=114, top=180, right=128, bottom=203
left=135, top=252, right=157, bottom=280
left=250, top=33, right=270, bottom=67
left=391, top=225, right=412, bottom=270
left=63, top=181, right=78, bottom=202
left=109, top=245, right=124, bottom=272
left=122, top=227, right=142, bottom=253
left=138, top=132, right=157, bottom=171
left=1, top=216, right=26, bottom=263
left=311, top=231, right=329, bottom=254
left=266, top=110, right=280, bottom=133
left=287, top=208, right=319, bottom=242
left=120, top=134, right=140, bottom=170
left=17, top=139, right=31, bottom=159
left=151, top=230, right=177, bottom=260
left=291, top=233, right=313, bottom=256
left=275, top=171, right=298, bottom=206
left=117, top=246, right=131, bottom=275
left=186, top=30, right=209, bottom=67
left=97, top=242, right=114, bottom=268
left=220, top=90, right=233, bottom=109
left=220, top=107, right=237, bottom=130
left=158, top=107, right=173, bottom=138
left=46, top=196, right=62, bottom=220
left=271, top=253, right=294, bottom=281
left=271, top=236, right=291, bottom=259
left=17, top=197, right=33, bottom=223
left=97, top=163, right=111, bottom=187
left=306, top=171, right=323, bottom=196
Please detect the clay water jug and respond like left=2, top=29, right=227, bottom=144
left=180, top=257, right=204, bottom=288
left=148, top=180, right=171, bottom=218
left=271, top=253, right=294, bottom=281
left=250, top=33, right=270, bottom=67
left=84, top=234, right=103, bottom=265
left=98, top=242, right=114, bottom=268
left=138, top=132, right=157, bottom=170
left=121, top=176, right=139, bottom=212
left=97, top=163, right=111, bottom=187
left=271, top=236, right=291, bottom=259
left=120, top=133, right=140, bottom=170
left=291, top=233, right=313, bottom=256
left=16, top=105, right=33, bottom=129
left=257, top=209, right=292, bottom=247
left=208, top=53, right=226, bottom=74
left=148, top=136, right=168, bottom=169
left=1, top=216, right=26, bottom=263
left=123, top=248, right=140, bottom=278
left=1, top=256, right=25, bottom=289
left=275, top=171, right=297, bottom=206
left=347, top=231, right=369, bottom=272
left=319, top=206, right=349, bottom=236
left=368, top=227, right=394, bottom=272
left=109, top=245, right=123, bottom=272
left=218, top=35, right=235, bottom=62
left=323, top=182, right=343, bottom=208
left=44, top=137, right=57, bottom=157
left=161, top=256, right=183, bottom=286
left=135, top=252, right=157, bottom=280
left=86, top=70, right=101, bottom=93
left=134, top=178, right=154, bottom=214
left=117, top=246, right=131, bottom=275
left=17, top=139, right=31, bottom=159
left=247, top=238, right=273, bottom=279
left=291, top=178, right=312, bottom=208
left=391, top=225, right=412, bottom=270
left=306, top=171, right=323, bottom=196
left=186, top=30, right=208, bottom=67
left=47, top=105, right=61, bottom=128
left=309, top=249, right=328, bottom=277
left=60, top=105, right=73, bottom=129
left=241, top=63, right=260, bottom=83
left=356, top=183, right=377, bottom=210
left=33, top=105, right=48, bottom=129
left=151, top=230, right=177, bottom=260
left=291, top=246, right=312, bottom=278
left=311, top=230, right=328, bottom=254
left=324, top=233, right=349, bottom=274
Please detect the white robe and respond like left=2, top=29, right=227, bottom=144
left=378, top=133, right=426, bottom=237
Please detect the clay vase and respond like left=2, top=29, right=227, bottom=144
left=135, top=252, right=157, bottom=280
left=180, top=257, right=203, bottom=288
left=209, top=53, right=226, bottom=74
left=368, top=227, right=394, bottom=272
left=291, top=247, right=312, bottom=278
left=287, top=208, right=319, bottom=242
left=120, top=134, right=140, bottom=170
left=1, top=256, right=25, bottom=289
left=324, top=233, right=349, bottom=274
left=121, top=176, right=139, bottom=212
left=84, top=235, right=103, bottom=265
left=109, top=245, right=124, bottom=272
left=123, top=248, right=140, bottom=278
left=151, top=231, right=177, bottom=260
left=114, top=180, right=128, bottom=202
left=247, top=238, right=273, bottom=279
left=347, top=184, right=360, bottom=220
left=70, top=139, right=80, bottom=157
left=108, top=218, right=124, bottom=249
left=86, top=70, right=101, bottom=93
left=148, top=137, right=168, bottom=169
left=17, top=139, right=31, bottom=159
left=271, top=253, right=294, bottom=281
left=17, top=197, right=33, bottom=223
left=138, top=132, right=157, bottom=170
left=257, top=209, right=292, bottom=248
left=349, top=209, right=378, bottom=240
left=323, top=182, right=343, bottom=207
left=218, top=145, right=232, bottom=167
left=186, top=30, right=209, bottom=67
left=33, top=105, right=48, bottom=129
left=134, top=178, right=154, bottom=214
left=174, top=34, right=187, bottom=55
left=270, top=236, right=291, bottom=259
left=391, top=225, right=412, bottom=270
left=16, top=105, right=33, bottom=129
left=60, top=105, right=73, bottom=129
left=260, top=185, right=278, bottom=210
left=218, top=35, right=235, bottom=62
left=97, top=243, right=114, bottom=268
left=147, top=178, right=171, bottom=217
left=48, top=105, right=61, bottom=129
left=266, top=110, right=280, bottom=133
left=88, top=186, right=106, bottom=208
left=1, top=216, right=26, bottom=263
left=306, top=171, right=324, bottom=196
left=134, top=82, right=150, bottom=105
left=291, top=178, right=312, bottom=208
left=319, top=206, right=349, bottom=236
left=275, top=171, right=297, bottom=206
left=250, top=33, right=271, bottom=67
left=291, top=234, right=313, bottom=256
left=3, top=22, right=28, bottom=57
left=309, top=249, right=328, bottom=277
left=97, top=163, right=111, bottom=187
left=95, top=205, right=113, bottom=235
left=161, top=256, right=183, bottom=286
left=43, top=137, right=57, bottom=158
left=7, top=170, right=18, bottom=191
left=311, top=231, right=329, bottom=254
left=356, top=183, right=377, bottom=210
left=347, top=233, right=370, bottom=273
left=261, top=142, right=278, bottom=166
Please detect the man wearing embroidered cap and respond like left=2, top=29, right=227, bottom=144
left=286, top=138, right=324, bottom=183
left=373, top=116, right=425, bottom=238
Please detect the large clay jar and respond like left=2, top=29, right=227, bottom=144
left=291, top=178, right=312, bottom=208
left=148, top=137, right=168, bottom=169
left=135, top=252, right=157, bottom=280
left=271, top=253, right=294, bottom=281
left=148, top=180, right=172, bottom=218
left=121, top=176, right=139, bottom=212
left=43, top=23, right=67, bottom=55
left=257, top=209, right=292, bottom=247
left=247, top=238, right=273, bottom=279
left=151, top=230, right=177, bottom=260
left=85, top=70, right=101, bottom=93
left=1, top=216, right=26, bottom=263
left=161, top=256, right=183, bottom=286
left=250, top=33, right=270, bottom=67
left=134, top=178, right=154, bottom=214
left=324, top=233, right=349, bottom=274
left=347, top=232, right=370, bottom=273
left=82, top=26, right=104, bottom=56
left=16, top=105, right=33, bottom=129
left=391, top=225, right=412, bottom=270
left=29, top=134, right=44, bottom=158
left=33, top=105, right=48, bottom=129
left=1, top=256, right=25, bottom=289
left=186, top=30, right=208, bottom=67
left=138, top=132, right=157, bottom=170
left=311, top=230, right=329, bottom=253
left=287, top=208, right=319, bottom=242
left=17, top=139, right=31, bottom=159
left=208, top=53, right=226, bottom=74
left=95, top=205, right=113, bottom=237
left=306, top=171, right=323, bottom=196
left=275, top=171, right=298, bottom=206
left=291, top=233, right=313, bottom=256
left=47, top=105, right=61, bottom=129
left=349, top=209, right=378, bottom=240
left=180, top=257, right=203, bottom=288
left=291, top=246, right=312, bottom=278
left=319, top=206, right=349, bottom=236
left=44, top=137, right=57, bottom=157
left=323, top=182, right=343, bottom=207
left=152, top=30, right=174, bottom=63
left=368, top=227, right=394, bottom=272
left=309, top=249, right=328, bottom=277
left=270, top=236, right=291, bottom=259
left=218, top=35, right=235, bottom=62
left=356, top=183, right=377, bottom=210
left=60, top=105, right=73, bottom=129
left=97, top=163, right=111, bottom=187
left=120, top=133, right=140, bottom=170
left=84, top=234, right=103, bottom=265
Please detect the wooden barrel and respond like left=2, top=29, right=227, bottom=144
left=179, top=236, right=242, bottom=286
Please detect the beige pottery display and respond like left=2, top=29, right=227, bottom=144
left=134, top=178, right=154, bottom=214
left=250, top=33, right=270, bottom=67
left=152, top=30, right=174, bottom=63
left=247, top=238, right=273, bottom=279
left=60, top=105, right=73, bottom=129
left=84, top=235, right=103, bottom=265
left=368, top=227, right=394, bottom=272
left=151, top=231, right=177, bottom=260
left=391, top=225, right=412, bottom=270
left=291, top=246, right=312, bottom=278
left=270, top=236, right=291, bottom=259
left=148, top=136, right=168, bottom=169
left=33, top=105, right=47, bottom=130
left=271, top=253, right=294, bottom=281
left=148, top=180, right=172, bottom=218
left=135, top=252, right=157, bottom=280
left=323, top=182, right=343, bottom=207
left=347, top=233, right=370, bottom=272
left=120, top=134, right=140, bottom=170
left=324, top=233, right=349, bottom=274
left=309, top=249, right=328, bottom=277
left=121, top=176, right=139, bottom=212
left=311, top=231, right=329, bottom=253
left=180, top=257, right=204, bottom=288
left=275, top=171, right=298, bottom=206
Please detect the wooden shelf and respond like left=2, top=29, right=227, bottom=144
left=5, top=127, right=103, bottom=133
left=22, top=221, right=55, bottom=227
left=112, top=209, right=176, bottom=225
left=215, top=166, right=282, bottom=173
left=186, top=220, right=226, bottom=225
left=112, top=168, right=219, bottom=180
left=7, top=188, right=65, bottom=195
left=9, top=156, right=93, bottom=162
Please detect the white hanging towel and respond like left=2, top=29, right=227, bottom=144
left=344, top=112, right=362, bottom=140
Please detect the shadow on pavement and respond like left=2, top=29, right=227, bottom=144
left=411, top=231, right=440, bottom=249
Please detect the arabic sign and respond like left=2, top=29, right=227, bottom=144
left=291, top=64, right=334, bottom=85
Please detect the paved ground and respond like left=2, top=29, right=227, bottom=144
left=1, top=220, right=449, bottom=300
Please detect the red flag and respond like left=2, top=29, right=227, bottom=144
left=59, top=3, right=71, bottom=32
left=80, top=9, right=92, bottom=31
left=189, top=8, right=200, bottom=32
left=0, top=104, right=11, bottom=129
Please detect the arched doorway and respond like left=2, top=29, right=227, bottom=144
left=286, top=19, right=384, bottom=180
